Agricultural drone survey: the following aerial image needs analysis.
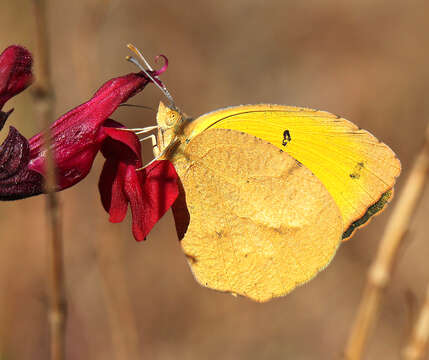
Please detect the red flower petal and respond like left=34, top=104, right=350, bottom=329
left=98, top=123, right=142, bottom=224
left=101, top=120, right=142, bottom=162
left=171, top=179, right=190, bottom=240
left=99, top=158, right=129, bottom=223
left=122, top=163, right=146, bottom=240
left=100, top=159, right=180, bottom=242
left=128, top=160, right=179, bottom=241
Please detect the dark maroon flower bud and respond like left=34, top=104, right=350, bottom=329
left=0, top=126, right=43, bottom=200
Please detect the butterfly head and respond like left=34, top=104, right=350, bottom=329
left=156, top=101, right=183, bottom=130
left=155, top=101, right=187, bottom=156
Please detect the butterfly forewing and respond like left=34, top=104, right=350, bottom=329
left=186, top=104, right=401, bottom=238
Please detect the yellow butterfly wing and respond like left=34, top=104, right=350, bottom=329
left=184, top=104, right=401, bottom=239
left=170, top=128, right=343, bottom=302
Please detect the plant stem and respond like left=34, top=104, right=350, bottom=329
left=402, top=283, right=429, bottom=360
left=33, top=1, right=66, bottom=359
left=344, top=125, right=429, bottom=360
left=96, top=227, right=141, bottom=360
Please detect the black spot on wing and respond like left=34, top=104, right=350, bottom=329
left=282, top=129, right=291, bottom=146
left=349, top=161, right=365, bottom=180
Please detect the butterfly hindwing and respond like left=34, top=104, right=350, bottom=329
left=170, top=128, right=343, bottom=302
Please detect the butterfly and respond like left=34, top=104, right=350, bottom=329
left=126, top=45, right=401, bottom=302
left=149, top=102, right=400, bottom=302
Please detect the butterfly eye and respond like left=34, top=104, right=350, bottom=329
left=159, top=104, right=182, bottom=128
left=166, top=110, right=180, bottom=126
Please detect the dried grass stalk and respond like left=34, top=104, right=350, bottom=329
left=96, top=228, right=141, bottom=360
left=402, top=283, right=429, bottom=360
left=344, top=125, right=429, bottom=360
left=33, top=1, right=66, bottom=359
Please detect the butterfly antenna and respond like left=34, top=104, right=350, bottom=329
left=119, top=103, right=155, bottom=112
left=126, top=44, right=175, bottom=106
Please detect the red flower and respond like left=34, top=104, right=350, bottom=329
left=0, top=45, right=179, bottom=241
left=0, top=45, right=33, bottom=112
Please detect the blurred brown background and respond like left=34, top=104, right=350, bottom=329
left=1, top=0, right=428, bottom=359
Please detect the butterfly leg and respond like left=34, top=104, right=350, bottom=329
left=137, top=137, right=180, bottom=171
left=133, top=125, right=158, bottom=134
left=140, top=134, right=158, bottom=152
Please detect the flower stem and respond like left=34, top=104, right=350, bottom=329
left=96, top=226, right=141, bottom=360
left=33, top=1, right=66, bottom=359
left=344, top=125, right=429, bottom=360
left=403, top=283, right=429, bottom=360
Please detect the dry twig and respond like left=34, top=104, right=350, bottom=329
left=69, top=1, right=141, bottom=358
left=33, top=1, right=66, bottom=359
left=344, top=125, right=429, bottom=360
left=402, top=283, right=429, bottom=360
left=96, top=227, right=141, bottom=360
